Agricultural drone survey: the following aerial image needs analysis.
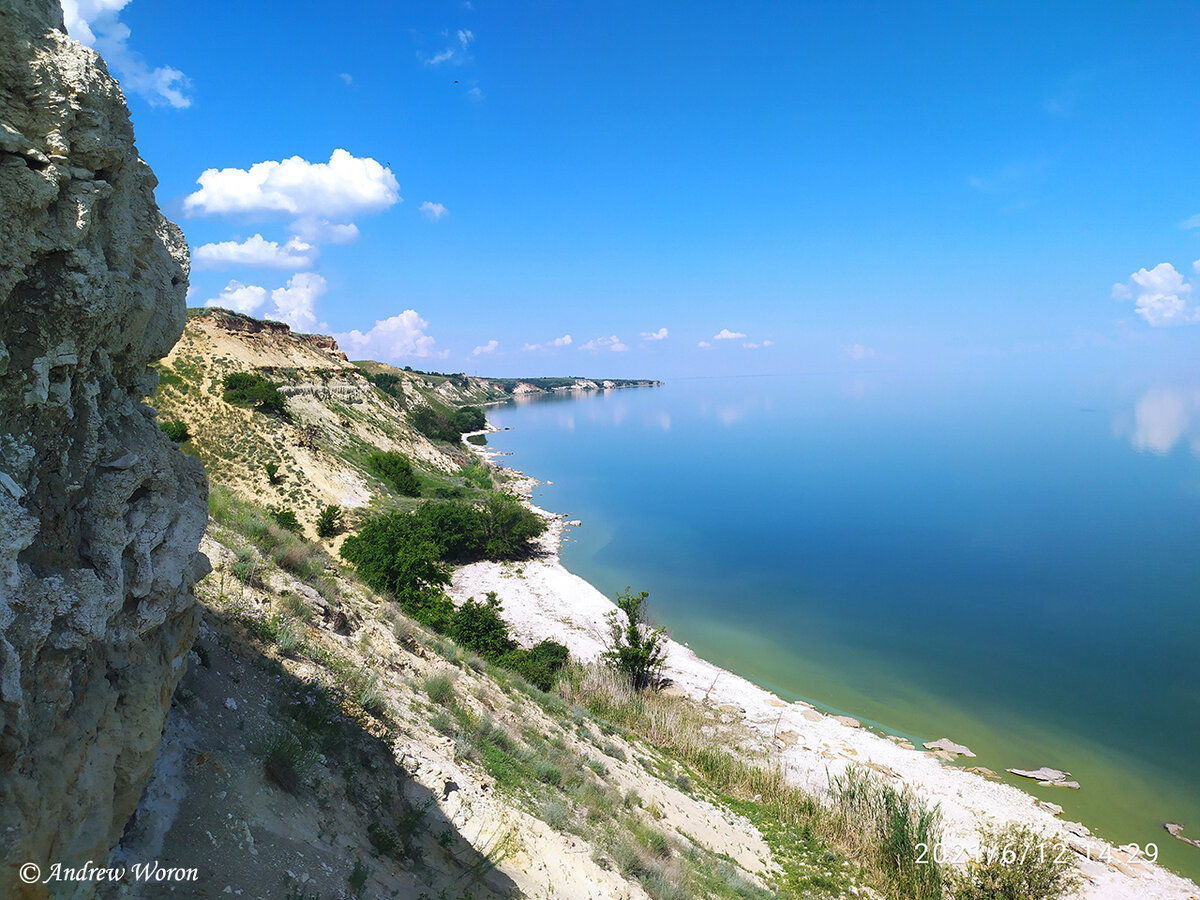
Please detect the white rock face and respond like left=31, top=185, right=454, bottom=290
left=0, top=0, right=209, bottom=887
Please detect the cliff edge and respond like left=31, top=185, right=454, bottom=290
left=0, top=1, right=208, bottom=893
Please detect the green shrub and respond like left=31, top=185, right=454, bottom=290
left=340, top=513, right=453, bottom=627
left=949, top=823, right=1079, bottom=900
left=264, top=462, right=281, bottom=484
left=482, top=493, right=545, bottom=559
left=603, top=588, right=666, bottom=691
left=466, top=433, right=487, bottom=446
left=499, top=640, right=570, bottom=692
left=451, top=593, right=514, bottom=659
left=315, top=504, right=342, bottom=538
left=270, top=506, right=302, bottom=534
left=222, top=371, right=287, bottom=415
left=367, top=451, right=420, bottom=496
left=160, top=419, right=189, bottom=442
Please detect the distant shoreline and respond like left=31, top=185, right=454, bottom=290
left=451, top=423, right=1200, bottom=900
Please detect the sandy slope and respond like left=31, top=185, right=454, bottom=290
left=449, top=445, right=1200, bottom=900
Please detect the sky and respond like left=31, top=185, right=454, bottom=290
left=60, top=0, right=1200, bottom=379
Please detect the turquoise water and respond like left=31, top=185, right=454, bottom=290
left=484, top=372, right=1200, bottom=882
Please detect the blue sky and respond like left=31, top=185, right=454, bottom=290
left=63, top=0, right=1200, bottom=377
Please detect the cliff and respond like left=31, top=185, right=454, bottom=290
left=0, top=1, right=208, bottom=893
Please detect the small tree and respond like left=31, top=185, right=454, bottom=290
left=264, top=462, right=281, bottom=484
left=603, top=587, right=666, bottom=691
left=315, top=504, right=342, bottom=538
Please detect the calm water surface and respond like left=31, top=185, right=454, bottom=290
left=484, top=371, right=1200, bottom=881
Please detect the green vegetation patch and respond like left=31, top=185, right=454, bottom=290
left=222, top=371, right=288, bottom=416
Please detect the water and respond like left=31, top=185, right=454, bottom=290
left=484, top=370, right=1200, bottom=882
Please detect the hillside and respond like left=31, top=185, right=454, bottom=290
left=134, top=311, right=1197, bottom=900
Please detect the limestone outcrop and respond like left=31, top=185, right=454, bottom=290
left=0, top=1, right=208, bottom=893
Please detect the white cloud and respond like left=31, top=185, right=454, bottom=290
left=466, top=85, right=485, bottom=102
left=426, top=30, right=473, bottom=66
left=338, top=72, right=354, bottom=85
left=269, top=273, right=327, bottom=332
left=193, top=234, right=316, bottom=270
left=202, top=273, right=328, bottom=331
left=841, top=343, right=876, bottom=360
left=640, top=327, right=669, bottom=341
left=290, top=219, right=360, bottom=245
left=205, top=281, right=267, bottom=315
left=420, top=201, right=449, bottom=222
left=335, top=310, right=443, bottom=361
left=763, top=339, right=774, bottom=347
left=523, top=334, right=572, bottom=351
left=743, top=342, right=760, bottom=349
left=1112, top=261, right=1200, bottom=327
left=184, top=150, right=400, bottom=243
left=472, top=339, right=499, bottom=356
left=579, top=335, right=629, bottom=353
left=458, top=29, right=474, bottom=46
left=61, top=0, right=192, bottom=107
left=713, top=328, right=747, bottom=341
left=1179, top=214, right=1200, bottom=230
left=697, top=341, right=711, bottom=349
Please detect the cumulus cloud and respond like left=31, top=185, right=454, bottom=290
left=184, top=150, right=400, bottom=244
left=269, top=273, right=327, bottom=331
left=579, top=335, right=629, bottom=353
left=640, top=327, right=669, bottom=341
left=203, top=273, right=328, bottom=331
left=841, top=343, right=876, bottom=360
left=61, top=0, right=192, bottom=107
left=1112, top=261, right=1200, bottom=327
left=420, top=201, right=449, bottom=222
left=472, top=339, right=499, bottom=356
left=193, top=234, right=316, bottom=270
left=205, top=281, right=268, bottom=316
left=713, top=328, right=747, bottom=341
left=335, top=310, right=444, bottom=361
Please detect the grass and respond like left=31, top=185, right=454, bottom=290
left=424, top=674, right=456, bottom=706
left=261, top=728, right=314, bottom=793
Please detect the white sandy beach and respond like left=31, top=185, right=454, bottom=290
left=451, top=437, right=1200, bottom=900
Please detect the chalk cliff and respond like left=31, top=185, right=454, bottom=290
left=0, top=0, right=208, bottom=892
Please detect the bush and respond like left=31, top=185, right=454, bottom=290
left=451, top=593, right=515, bottom=660
left=339, top=513, right=453, bottom=627
left=264, top=462, right=281, bottom=484
left=160, top=419, right=189, bottom=442
left=949, top=823, right=1079, bottom=900
left=367, top=451, right=420, bottom=496
left=222, top=371, right=287, bottom=415
left=499, top=640, right=570, bottom=692
left=270, top=506, right=303, bottom=534
left=412, top=501, right=487, bottom=562
left=315, top=504, right=342, bottom=538
left=603, top=588, right=666, bottom=691
left=482, top=493, right=545, bottom=560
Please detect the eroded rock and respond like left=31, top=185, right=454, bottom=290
left=0, top=0, right=208, bottom=889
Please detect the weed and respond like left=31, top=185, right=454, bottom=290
left=261, top=729, right=313, bottom=794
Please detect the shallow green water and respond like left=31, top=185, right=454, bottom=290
left=485, top=372, right=1200, bottom=882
